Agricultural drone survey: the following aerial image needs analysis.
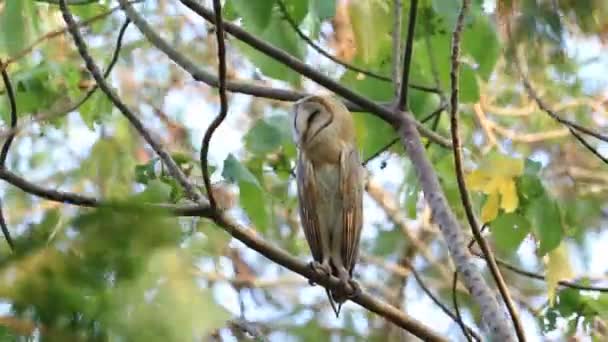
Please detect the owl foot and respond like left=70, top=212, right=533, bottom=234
left=308, top=261, right=331, bottom=286
left=344, top=279, right=361, bottom=299
left=336, top=270, right=361, bottom=299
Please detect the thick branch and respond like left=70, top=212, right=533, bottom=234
left=449, top=1, right=523, bottom=340
left=58, top=0, right=203, bottom=203
left=391, top=0, right=403, bottom=95
left=211, top=212, right=446, bottom=341
left=396, top=0, right=419, bottom=111
left=199, top=0, right=229, bottom=209
left=177, top=0, right=450, bottom=148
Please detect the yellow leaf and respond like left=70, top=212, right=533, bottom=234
left=481, top=192, right=500, bottom=222
left=478, top=154, right=524, bottom=177
left=545, top=242, right=574, bottom=305
left=499, top=178, right=518, bottom=213
left=465, top=170, right=490, bottom=191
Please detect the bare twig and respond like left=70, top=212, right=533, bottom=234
left=229, top=318, right=268, bottom=342
left=0, top=63, right=17, bottom=167
left=0, top=201, right=14, bottom=251
left=60, top=0, right=202, bottom=202
left=517, top=71, right=608, bottom=164
left=200, top=0, right=229, bottom=210
left=211, top=212, right=447, bottom=341
left=396, top=0, right=419, bottom=111
left=406, top=260, right=481, bottom=341
left=520, top=75, right=608, bottom=144
left=448, top=1, right=522, bottom=340
left=0, top=63, right=17, bottom=250
left=177, top=0, right=451, bottom=148
left=392, top=0, right=403, bottom=94
left=276, top=0, right=390, bottom=83
left=0, top=17, right=130, bottom=143
left=3, top=1, right=141, bottom=67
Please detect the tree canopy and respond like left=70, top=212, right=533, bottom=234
left=0, top=0, right=607, bottom=340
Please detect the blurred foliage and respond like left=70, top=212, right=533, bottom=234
left=0, top=0, right=605, bottom=340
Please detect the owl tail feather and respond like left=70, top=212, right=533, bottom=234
left=326, top=288, right=343, bottom=318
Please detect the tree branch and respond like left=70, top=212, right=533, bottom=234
left=396, top=0, right=419, bottom=111
left=177, top=0, right=451, bottom=148
left=199, top=0, right=229, bottom=210
left=276, top=0, right=391, bottom=83
left=59, top=0, right=203, bottom=203
left=448, top=1, right=522, bottom=340
left=210, top=212, right=447, bottom=341
left=0, top=62, right=17, bottom=250
left=391, top=0, right=403, bottom=95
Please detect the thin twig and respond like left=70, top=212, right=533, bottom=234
left=0, top=168, right=214, bottom=216
left=0, top=200, right=14, bottom=251
left=406, top=260, right=479, bottom=341
left=449, top=1, right=523, bottom=340
left=0, top=18, right=130, bottom=142
left=362, top=102, right=446, bottom=166
left=276, top=0, right=390, bottom=82
left=276, top=0, right=440, bottom=94
left=200, top=0, right=229, bottom=210
left=520, top=74, right=608, bottom=144
left=177, top=0, right=451, bottom=148
left=569, top=129, right=608, bottom=164
left=452, top=272, right=467, bottom=340
left=34, top=0, right=98, bottom=4
left=60, top=0, right=202, bottom=202
left=392, top=0, right=403, bottom=95
left=0, top=63, right=18, bottom=250
left=396, top=0, right=419, bottom=111
left=3, top=1, right=141, bottom=67
left=516, top=68, right=608, bottom=164
left=0, top=63, right=17, bottom=167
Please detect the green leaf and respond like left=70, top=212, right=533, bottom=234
left=133, top=180, right=173, bottom=204
left=222, top=154, right=268, bottom=230
left=459, top=64, right=480, bottom=103
left=0, top=0, right=27, bottom=57
left=490, top=213, right=531, bottom=254
left=245, top=118, right=284, bottom=155
left=373, top=227, right=401, bottom=256
left=230, top=0, right=275, bottom=30
left=236, top=11, right=304, bottom=84
left=79, top=90, right=113, bottom=130
left=349, top=0, right=392, bottom=65
left=4, top=62, right=60, bottom=118
left=240, top=181, right=269, bottom=230
left=222, top=154, right=261, bottom=188
left=105, top=249, right=230, bottom=341
left=431, top=0, right=460, bottom=31
left=463, top=13, right=500, bottom=80
left=283, top=0, right=309, bottom=24
left=527, top=195, right=564, bottom=256
left=517, top=174, right=545, bottom=203
left=311, top=0, right=336, bottom=20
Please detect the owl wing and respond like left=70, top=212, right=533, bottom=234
left=296, top=152, right=323, bottom=262
left=339, top=147, right=364, bottom=275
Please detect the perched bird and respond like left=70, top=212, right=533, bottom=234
left=291, top=94, right=364, bottom=317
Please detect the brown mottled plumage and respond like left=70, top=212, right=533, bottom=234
left=292, top=94, right=364, bottom=317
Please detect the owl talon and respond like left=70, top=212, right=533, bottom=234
left=345, top=279, right=361, bottom=299
left=308, top=261, right=331, bottom=286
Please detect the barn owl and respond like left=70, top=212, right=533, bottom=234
left=292, top=94, right=364, bottom=317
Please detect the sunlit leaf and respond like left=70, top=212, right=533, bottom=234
left=527, top=195, right=564, bottom=256
left=230, top=0, right=275, bottom=30
left=490, top=213, right=531, bottom=254
left=545, top=241, right=574, bottom=305
left=349, top=0, right=392, bottom=65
